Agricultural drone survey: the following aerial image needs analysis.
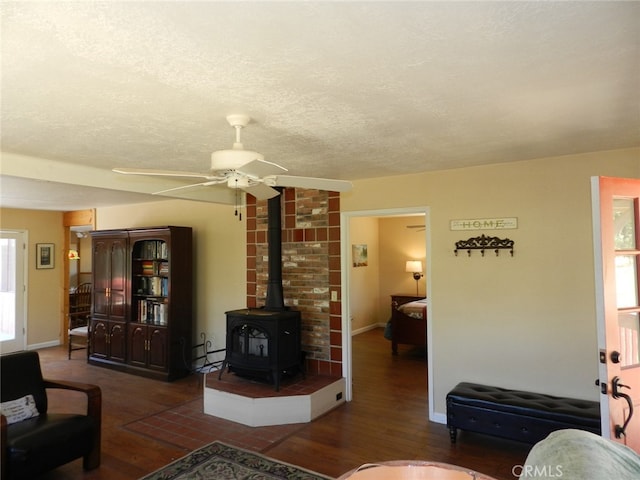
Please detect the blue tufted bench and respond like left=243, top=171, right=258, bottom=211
left=446, top=382, right=601, bottom=444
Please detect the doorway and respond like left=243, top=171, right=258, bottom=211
left=63, top=210, right=95, bottom=344
left=0, top=229, right=27, bottom=353
left=341, top=206, right=433, bottom=418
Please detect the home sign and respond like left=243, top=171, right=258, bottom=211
left=450, top=217, right=518, bottom=231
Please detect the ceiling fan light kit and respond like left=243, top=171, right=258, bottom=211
left=112, top=114, right=352, bottom=202
left=211, top=149, right=264, bottom=171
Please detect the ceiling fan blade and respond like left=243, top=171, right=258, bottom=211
left=236, top=159, right=288, bottom=179
left=113, top=167, right=219, bottom=180
left=154, top=179, right=224, bottom=195
left=264, top=175, right=353, bottom=193
left=241, top=183, right=281, bottom=200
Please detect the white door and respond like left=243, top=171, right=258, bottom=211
left=0, top=230, right=27, bottom=353
left=593, top=176, right=640, bottom=453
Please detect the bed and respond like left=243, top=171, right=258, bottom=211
left=388, top=295, right=427, bottom=355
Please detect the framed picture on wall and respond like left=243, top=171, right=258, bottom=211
left=352, top=244, right=368, bottom=267
left=36, top=243, right=55, bottom=269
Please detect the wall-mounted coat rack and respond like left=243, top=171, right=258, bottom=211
left=454, top=234, right=514, bottom=257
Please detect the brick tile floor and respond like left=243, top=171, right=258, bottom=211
left=125, top=372, right=336, bottom=452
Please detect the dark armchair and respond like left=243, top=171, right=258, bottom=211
left=0, top=351, right=101, bottom=479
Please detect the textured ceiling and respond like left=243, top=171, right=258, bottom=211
left=1, top=1, right=639, bottom=210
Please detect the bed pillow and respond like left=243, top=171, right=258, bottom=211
left=0, top=394, right=40, bottom=424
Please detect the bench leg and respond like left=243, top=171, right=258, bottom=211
left=449, top=426, right=457, bottom=443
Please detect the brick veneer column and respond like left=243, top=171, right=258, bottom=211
left=245, top=188, right=342, bottom=377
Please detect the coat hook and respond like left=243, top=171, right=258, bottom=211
left=454, top=235, right=515, bottom=258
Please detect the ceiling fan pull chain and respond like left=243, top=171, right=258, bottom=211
left=234, top=178, right=241, bottom=221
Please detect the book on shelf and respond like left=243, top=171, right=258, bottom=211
left=139, top=240, right=168, bottom=260
left=149, top=277, right=162, bottom=296
left=138, top=276, right=147, bottom=294
left=137, top=299, right=168, bottom=325
left=136, top=276, right=168, bottom=296
left=141, top=260, right=155, bottom=274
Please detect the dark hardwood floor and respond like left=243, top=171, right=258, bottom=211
left=33, top=328, right=530, bottom=479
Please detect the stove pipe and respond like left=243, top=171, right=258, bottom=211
left=264, top=190, right=286, bottom=311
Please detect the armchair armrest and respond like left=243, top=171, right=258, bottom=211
left=42, top=378, right=102, bottom=470
left=43, top=378, right=101, bottom=419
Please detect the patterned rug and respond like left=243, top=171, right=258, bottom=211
left=139, top=441, right=334, bottom=480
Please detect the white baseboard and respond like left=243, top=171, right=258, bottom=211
left=351, top=323, right=386, bottom=336
left=28, top=340, right=60, bottom=350
left=430, top=411, right=447, bottom=424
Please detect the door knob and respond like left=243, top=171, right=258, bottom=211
left=612, top=376, right=630, bottom=397
left=611, top=351, right=621, bottom=363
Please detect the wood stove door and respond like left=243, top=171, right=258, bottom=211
left=230, top=323, right=271, bottom=369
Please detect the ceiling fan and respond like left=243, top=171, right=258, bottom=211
left=113, top=114, right=352, bottom=200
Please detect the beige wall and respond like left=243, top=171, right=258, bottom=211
left=96, top=199, right=246, bottom=351
left=69, top=235, right=92, bottom=287
left=78, top=234, right=92, bottom=284
left=378, top=215, right=427, bottom=303
left=348, top=216, right=380, bottom=332
left=342, top=147, right=640, bottom=417
left=0, top=208, right=64, bottom=347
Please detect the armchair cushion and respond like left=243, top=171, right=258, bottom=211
left=6, top=413, right=97, bottom=476
left=0, top=395, right=39, bottom=424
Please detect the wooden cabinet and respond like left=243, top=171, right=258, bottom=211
left=89, top=226, right=192, bottom=381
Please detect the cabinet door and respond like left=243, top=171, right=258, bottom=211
left=92, top=236, right=128, bottom=321
left=92, top=240, right=111, bottom=319
left=109, top=322, right=127, bottom=362
left=90, top=320, right=109, bottom=358
left=148, top=327, right=168, bottom=371
left=109, top=238, right=128, bottom=321
left=128, top=324, right=147, bottom=367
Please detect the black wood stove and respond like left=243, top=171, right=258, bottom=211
left=219, top=191, right=303, bottom=390
left=221, top=308, right=301, bottom=391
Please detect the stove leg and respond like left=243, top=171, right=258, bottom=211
left=218, top=360, right=228, bottom=380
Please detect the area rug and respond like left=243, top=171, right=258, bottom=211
left=139, top=441, right=334, bottom=480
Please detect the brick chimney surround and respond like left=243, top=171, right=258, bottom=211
left=245, top=188, right=342, bottom=378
